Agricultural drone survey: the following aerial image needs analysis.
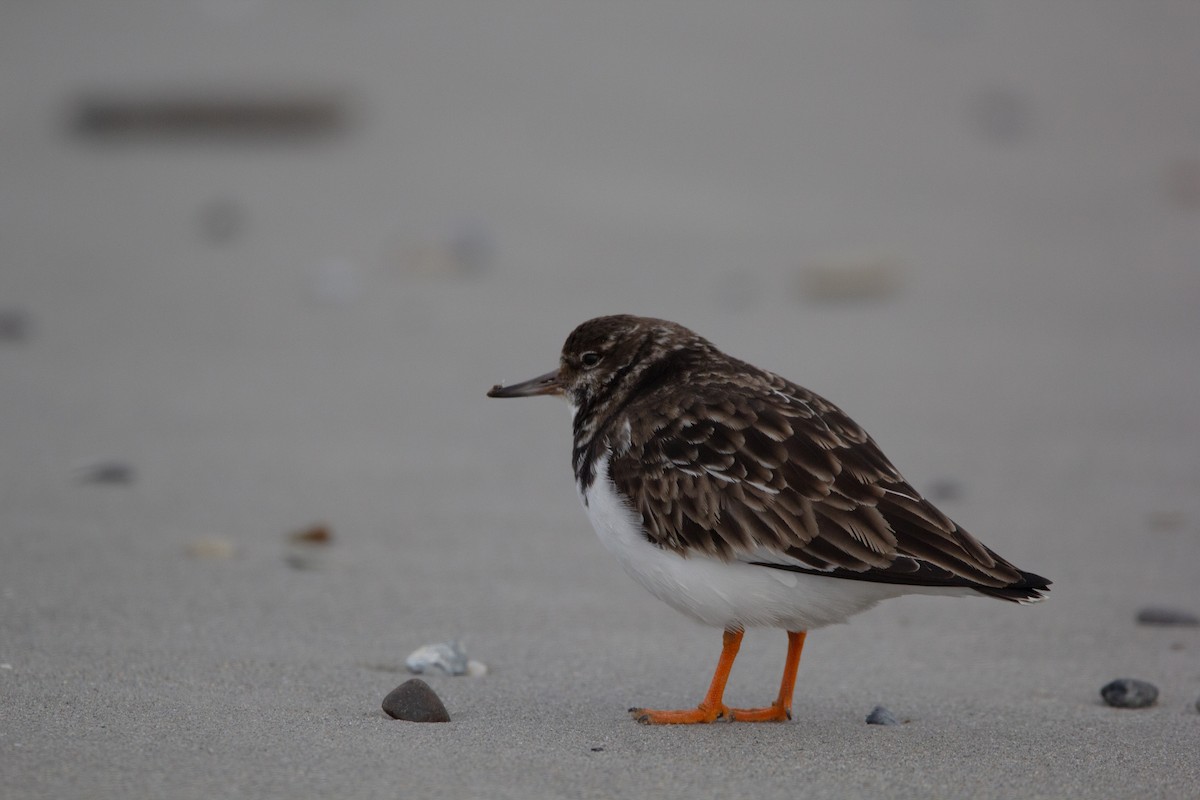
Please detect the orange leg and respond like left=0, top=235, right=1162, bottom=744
left=728, top=630, right=807, bottom=722
left=630, top=629, right=743, bottom=724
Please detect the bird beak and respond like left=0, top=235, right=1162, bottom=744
left=487, top=369, right=563, bottom=398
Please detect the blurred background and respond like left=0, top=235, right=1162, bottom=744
left=2, top=3, right=1199, bottom=796
left=4, top=1, right=1200, bottom=587
left=2, top=1, right=1196, bottom=539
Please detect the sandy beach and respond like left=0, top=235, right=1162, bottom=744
left=2, top=3, right=1199, bottom=798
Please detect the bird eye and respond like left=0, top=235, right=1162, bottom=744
left=580, top=351, right=601, bottom=368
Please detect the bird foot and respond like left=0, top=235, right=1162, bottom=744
left=727, top=702, right=792, bottom=722
left=628, top=703, right=731, bottom=725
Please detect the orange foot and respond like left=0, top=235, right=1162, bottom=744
left=727, top=702, right=791, bottom=722
left=628, top=703, right=731, bottom=725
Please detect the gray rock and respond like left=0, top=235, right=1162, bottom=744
left=927, top=478, right=964, bottom=502
left=799, top=251, right=904, bottom=302
left=283, top=524, right=334, bottom=571
left=382, top=678, right=450, bottom=722
left=0, top=308, right=31, bottom=342
left=1100, top=679, right=1158, bottom=709
left=865, top=705, right=900, bottom=725
left=1135, top=607, right=1199, bottom=626
left=73, top=460, right=135, bottom=485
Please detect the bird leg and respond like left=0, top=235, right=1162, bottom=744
left=629, top=628, right=743, bottom=724
left=727, top=630, right=806, bottom=722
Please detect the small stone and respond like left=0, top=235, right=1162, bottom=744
left=927, top=479, right=964, bottom=502
left=1100, top=678, right=1159, bottom=709
left=406, top=641, right=470, bottom=676
left=465, top=659, right=488, bottom=678
left=382, top=678, right=450, bottom=722
left=184, top=536, right=237, bottom=559
left=1136, top=607, right=1199, bottom=626
left=799, top=251, right=904, bottom=302
left=73, top=460, right=135, bottom=485
left=283, top=551, right=325, bottom=571
left=0, top=308, right=31, bottom=342
left=866, top=705, right=900, bottom=725
left=288, top=524, right=333, bottom=545
left=590, top=746, right=605, bottom=752
left=284, top=524, right=334, bottom=570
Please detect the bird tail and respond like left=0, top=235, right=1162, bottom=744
left=976, top=569, right=1051, bottom=603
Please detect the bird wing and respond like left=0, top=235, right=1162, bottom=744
left=607, top=372, right=1027, bottom=590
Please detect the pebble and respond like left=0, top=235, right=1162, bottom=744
left=73, top=460, right=135, bottom=485
left=0, top=308, right=31, bottom=342
left=184, top=536, right=237, bottom=559
left=381, top=678, right=450, bottom=722
left=284, top=524, right=334, bottom=570
left=865, top=705, right=900, bottom=726
left=799, top=251, right=904, bottom=302
left=926, top=478, right=964, bottom=502
left=288, top=524, right=333, bottom=545
left=1135, top=607, right=1199, bottom=626
left=283, top=551, right=325, bottom=571
left=1100, top=679, right=1158, bottom=709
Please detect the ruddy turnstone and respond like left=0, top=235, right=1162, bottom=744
left=488, top=315, right=1049, bottom=725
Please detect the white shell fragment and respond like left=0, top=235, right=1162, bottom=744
left=405, top=641, right=486, bottom=677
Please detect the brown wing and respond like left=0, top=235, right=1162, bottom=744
left=608, top=372, right=1042, bottom=595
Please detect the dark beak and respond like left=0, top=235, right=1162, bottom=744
left=487, top=369, right=563, bottom=398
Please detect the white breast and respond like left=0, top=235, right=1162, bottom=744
left=579, top=453, right=962, bottom=631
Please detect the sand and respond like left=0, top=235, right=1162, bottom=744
left=2, top=3, right=1199, bottom=798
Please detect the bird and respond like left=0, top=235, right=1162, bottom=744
left=487, top=314, right=1049, bottom=724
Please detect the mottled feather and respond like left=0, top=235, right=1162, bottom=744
left=562, top=316, right=1048, bottom=602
